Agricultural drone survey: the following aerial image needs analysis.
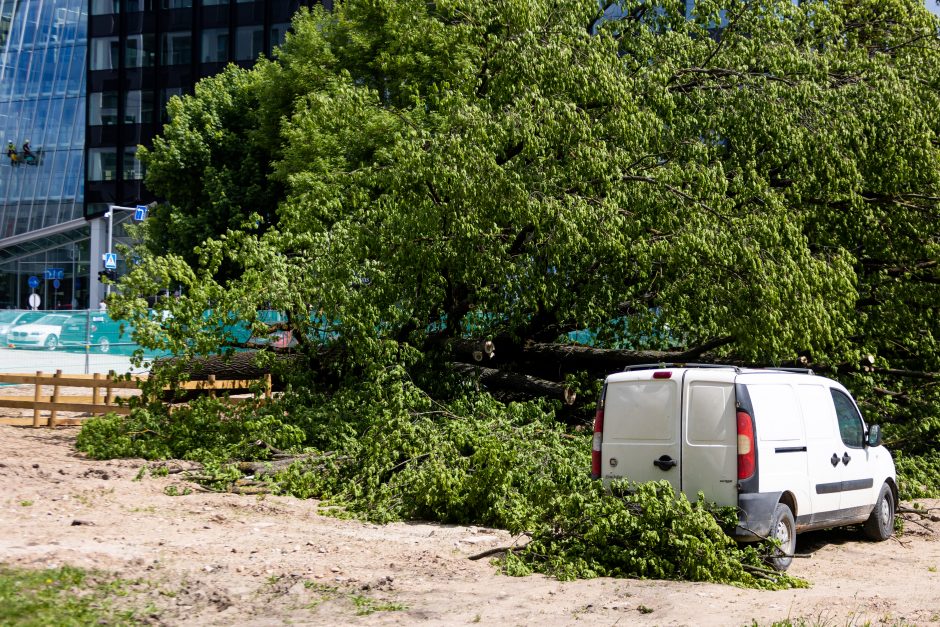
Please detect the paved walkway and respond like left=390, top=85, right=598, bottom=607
left=0, top=347, right=147, bottom=375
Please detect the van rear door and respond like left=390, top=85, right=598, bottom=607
left=601, top=371, right=681, bottom=493
left=681, top=370, right=738, bottom=506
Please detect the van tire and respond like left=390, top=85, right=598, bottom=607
left=767, top=504, right=796, bottom=571
left=863, top=483, right=895, bottom=541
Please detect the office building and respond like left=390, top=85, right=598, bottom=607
left=0, top=0, right=320, bottom=310
left=0, top=0, right=87, bottom=310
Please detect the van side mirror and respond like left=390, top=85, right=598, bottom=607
left=866, top=424, right=882, bottom=447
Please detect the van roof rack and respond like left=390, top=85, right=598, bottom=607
left=621, top=364, right=815, bottom=375
left=623, top=363, right=741, bottom=372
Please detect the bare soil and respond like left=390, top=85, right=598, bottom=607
left=2, top=423, right=940, bottom=626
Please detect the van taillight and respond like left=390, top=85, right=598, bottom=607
left=591, top=393, right=605, bottom=480
left=737, top=410, right=755, bottom=480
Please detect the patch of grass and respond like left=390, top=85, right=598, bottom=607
left=18, top=500, right=32, bottom=507
left=303, top=580, right=339, bottom=610
left=0, top=565, right=151, bottom=626
left=163, top=485, right=192, bottom=496
left=350, top=594, right=407, bottom=616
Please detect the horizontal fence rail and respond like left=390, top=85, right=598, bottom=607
left=0, top=371, right=272, bottom=428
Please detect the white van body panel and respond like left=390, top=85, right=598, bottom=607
left=796, top=382, right=843, bottom=517
left=599, top=367, right=897, bottom=541
left=741, top=378, right=811, bottom=517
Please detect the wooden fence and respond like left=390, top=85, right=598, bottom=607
left=0, top=371, right=272, bottom=428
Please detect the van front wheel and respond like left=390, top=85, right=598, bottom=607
left=767, top=504, right=796, bottom=571
left=863, top=483, right=895, bottom=541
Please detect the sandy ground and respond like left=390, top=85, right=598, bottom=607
left=2, top=424, right=940, bottom=627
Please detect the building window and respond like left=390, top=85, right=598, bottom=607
left=91, top=0, right=119, bottom=15
left=235, top=25, right=263, bottom=61
left=88, top=148, right=118, bottom=181
left=126, top=34, right=156, bottom=68
left=202, top=0, right=228, bottom=4
left=89, top=92, right=119, bottom=126
left=162, top=32, right=192, bottom=66
left=125, top=91, right=154, bottom=124
left=271, top=23, right=291, bottom=48
left=160, top=87, right=184, bottom=121
left=123, top=148, right=145, bottom=180
left=90, top=37, right=120, bottom=70
left=163, top=0, right=193, bottom=7
left=201, top=28, right=229, bottom=62
left=126, top=0, right=145, bottom=12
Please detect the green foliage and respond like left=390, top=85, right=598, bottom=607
left=893, top=450, right=940, bottom=500
left=124, top=0, right=940, bottom=440
left=0, top=566, right=147, bottom=626
left=76, top=397, right=304, bottom=464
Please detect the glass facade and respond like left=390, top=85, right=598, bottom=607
left=0, top=0, right=88, bottom=309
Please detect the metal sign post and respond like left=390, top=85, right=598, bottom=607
left=103, top=203, right=149, bottom=295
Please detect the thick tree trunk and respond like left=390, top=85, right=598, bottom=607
left=450, top=362, right=577, bottom=405
left=153, top=351, right=302, bottom=384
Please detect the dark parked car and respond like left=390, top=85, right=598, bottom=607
left=59, top=313, right=133, bottom=354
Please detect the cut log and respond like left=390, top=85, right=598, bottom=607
left=450, top=362, right=577, bottom=405
left=153, top=351, right=302, bottom=383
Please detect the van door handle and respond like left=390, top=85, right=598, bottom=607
left=842, top=452, right=851, bottom=466
left=831, top=453, right=839, bottom=467
left=653, top=455, right=677, bottom=470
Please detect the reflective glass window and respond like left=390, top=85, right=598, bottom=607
left=89, top=92, right=119, bottom=126
left=91, top=0, right=119, bottom=14
left=160, top=87, right=184, bottom=121
left=88, top=148, right=118, bottom=181
left=235, top=25, right=263, bottom=61
left=271, top=23, right=291, bottom=48
left=162, top=32, right=192, bottom=65
left=124, top=91, right=154, bottom=124
left=203, top=0, right=228, bottom=4
left=91, top=37, right=120, bottom=70
left=123, top=148, right=145, bottom=180
left=126, top=0, right=145, bottom=11
left=126, top=34, right=156, bottom=68
left=201, top=28, right=228, bottom=62
left=163, top=0, right=193, bottom=7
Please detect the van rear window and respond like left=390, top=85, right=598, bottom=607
left=604, top=380, right=678, bottom=441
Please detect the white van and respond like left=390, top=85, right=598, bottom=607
left=591, top=364, right=897, bottom=570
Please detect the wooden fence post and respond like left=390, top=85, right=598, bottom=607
left=106, top=370, right=115, bottom=406
left=207, top=374, right=217, bottom=398
left=92, top=372, right=101, bottom=408
left=32, top=371, right=43, bottom=428
left=49, top=369, right=62, bottom=428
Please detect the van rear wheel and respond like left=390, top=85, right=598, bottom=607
left=767, top=504, right=796, bottom=571
left=863, top=483, right=895, bottom=541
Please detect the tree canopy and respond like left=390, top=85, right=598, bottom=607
left=126, top=0, right=940, bottom=469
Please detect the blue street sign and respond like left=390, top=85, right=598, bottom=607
left=27, top=275, right=39, bottom=289
left=53, top=279, right=60, bottom=289
left=104, top=253, right=118, bottom=269
left=44, top=267, right=64, bottom=280
left=135, top=204, right=149, bottom=221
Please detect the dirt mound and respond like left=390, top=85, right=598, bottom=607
left=1, top=425, right=938, bottom=626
